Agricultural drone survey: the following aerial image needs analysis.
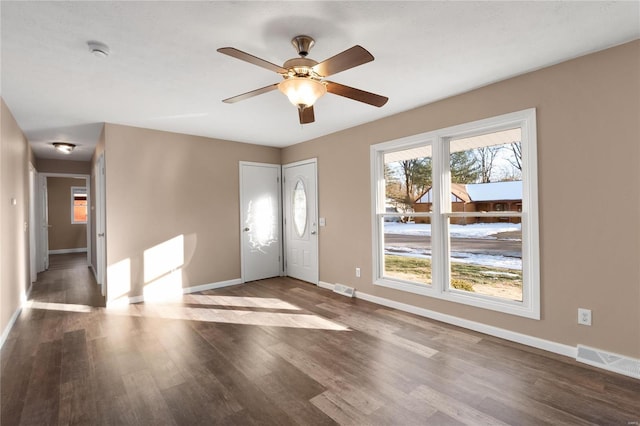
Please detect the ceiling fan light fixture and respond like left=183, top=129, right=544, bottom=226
left=278, top=77, right=326, bottom=109
left=53, top=142, right=76, bottom=154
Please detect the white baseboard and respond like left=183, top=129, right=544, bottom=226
left=49, top=248, right=87, bottom=254
left=106, top=278, right=243, bottom=307
left=182, top=278, right=242, bottom=294
left=1, top=283, right=35, bottom=350
left=318, top=281, right=334, bottom=291
left=0, top=306, right=22, bottom=350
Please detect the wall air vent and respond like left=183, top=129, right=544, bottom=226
left=333, top=283, right=355, bottom=298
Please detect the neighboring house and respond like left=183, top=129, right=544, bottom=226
left=414, top=181, right=522, bottom=224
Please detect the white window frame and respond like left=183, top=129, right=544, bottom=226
left=371, top=108, right=540, bottom=319
left=71, top=186, right=87, bottom=224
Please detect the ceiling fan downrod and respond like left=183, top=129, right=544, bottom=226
left=292, top=35, right=315, bottom=57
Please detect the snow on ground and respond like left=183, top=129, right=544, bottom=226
left=384, top=222, right=522, bottom=269
left=384, top=222, right=521, bottom=239
left=385, top=247, right=522, bottom=270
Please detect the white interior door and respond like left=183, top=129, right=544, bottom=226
left=239, top=162, right=282, bottom=282
left=283, top=159, right=318, bottom=285
left=96, top=154, right=107, bottom=294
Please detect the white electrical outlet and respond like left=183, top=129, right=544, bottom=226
left=578, top=308, right=592, bottom=326
left=355, top=267, right=361, bottom=278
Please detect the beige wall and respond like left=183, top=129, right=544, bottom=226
left=104, top=124, right=281, bottom=302
left=0, top=98, right=31, bottom=339
left=282, top=40, right=640, bottom=358
left=37, top=159, right=91, bottom=175
left=46, top=177, right=87, bottom=251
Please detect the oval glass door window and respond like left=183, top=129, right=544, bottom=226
left=293, top=179, right=307, bottom=237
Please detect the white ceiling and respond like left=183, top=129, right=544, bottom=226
left=1, top=1, right=638, bottom=161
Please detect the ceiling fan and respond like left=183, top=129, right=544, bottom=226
left=217, top=35, right=388, bottom=124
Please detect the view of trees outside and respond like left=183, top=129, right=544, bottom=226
left=382, top=128, right=524, bottom=301
left=384, top=147, right=433, bottom=285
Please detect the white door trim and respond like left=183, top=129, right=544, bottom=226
left=40, top=172, right=92, bottom=268
left=283, top=158, right=319, bottom=285
left=28, top=163, right=38, bottom=282
left=95, top=154, right=107, bottom=295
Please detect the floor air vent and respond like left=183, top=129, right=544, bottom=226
left=576, top=345, right=640, bottom=379
left=333, top=284, right=355, bottom=298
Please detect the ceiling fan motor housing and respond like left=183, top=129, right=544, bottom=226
left=282, top=57, right=320, bottom=78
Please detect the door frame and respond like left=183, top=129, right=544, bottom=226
left=282, top=158, right=319, bottom=285
left=239, top=161, right=283, bottom=283
left=95, top=154, right=106, bottom=295
left=39, top=172, right=92, bottom=269
left=28, top=163, right=38, bottom=282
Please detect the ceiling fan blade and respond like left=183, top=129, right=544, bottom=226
left=222, top=83, right=279, bottom=103
left=217, top=47, right=288, bottom=74
left=313, top=45, right=374, bottom=77
left=325, top=81, right=388, bottom=107
left=298, top=106, right=315, bottom=124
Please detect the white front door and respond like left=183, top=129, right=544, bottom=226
left=283, top=159, right=318, bottom=285
left=239, top=162, right=282, bottom=282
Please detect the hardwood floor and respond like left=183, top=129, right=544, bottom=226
left=2, top=255, right=639, bottom=425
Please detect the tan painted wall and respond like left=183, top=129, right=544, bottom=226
left=104, top=124, right=281, bottom=302
left=37, top=159, right=91, bottom=175
left=0, top=98, right=31, bottom=338
left=46, top=177, right=87, bottom=251
left=282, top=41, right=640, bottom=358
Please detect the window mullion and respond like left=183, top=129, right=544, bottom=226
left=431, top=136, right=447, bottom=295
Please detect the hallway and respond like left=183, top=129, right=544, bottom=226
left=30, top=253, right=105, bottom=307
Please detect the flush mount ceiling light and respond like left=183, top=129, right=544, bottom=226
left=87, top=40, right=110, bottom=58
left=53, top=142, right=76, bottom=154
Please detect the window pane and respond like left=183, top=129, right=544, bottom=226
left=384, top=146, right=432, bottom=222
left=449, top=128, right=522, bottom=214
left=73, top=199, right=87, bottom=222
left=72, top=187, right=87, bottom=223
left=292, top=179, right=307, bottom=237
left=449, top=222, right=522, bottom=302
left=383, top=217, right=431, bottom=285
left=448, top=129, right=523, bottom=301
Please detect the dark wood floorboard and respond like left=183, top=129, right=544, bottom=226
left=2, top=258, right=639, bottom=425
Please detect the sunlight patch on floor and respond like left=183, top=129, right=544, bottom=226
left=182, top=294, right=301, bottom=310
left=109, top=303, right=348, bottom=331
left=25, top=301, right=94, bottom=313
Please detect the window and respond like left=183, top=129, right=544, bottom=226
left=371, top=109, right=539, bottom=318
left=71, top=186, right=87, bottom=224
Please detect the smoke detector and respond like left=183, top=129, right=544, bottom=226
left=87, top=41, right=110, bottom=58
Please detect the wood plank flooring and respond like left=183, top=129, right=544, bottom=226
left=2, top=254, right=639, bottom=425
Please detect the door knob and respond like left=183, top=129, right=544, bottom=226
left=311, top=230, right=317, bottom=235
left=243, top=227, right=250, bottom=232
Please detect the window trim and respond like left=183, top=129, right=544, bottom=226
left=71, top=186, right=88, bottom=224
left=371, top=108, right=539, bottom=319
